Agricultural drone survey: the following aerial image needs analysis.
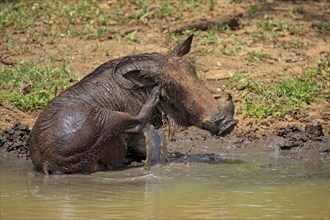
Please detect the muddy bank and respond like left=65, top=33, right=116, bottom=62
left=0, top=122, right=30, bottom=158
left=166, top=124, right=330, bottom=163
left=1, top=122, right=329, bottom=166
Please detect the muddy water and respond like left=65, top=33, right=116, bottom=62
left=1, top=153, right=329, bottom=220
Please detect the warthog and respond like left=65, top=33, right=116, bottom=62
left=28, top=35, right=238, bottom=175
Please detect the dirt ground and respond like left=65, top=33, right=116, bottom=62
left=0, top=0, right=329, bottom=159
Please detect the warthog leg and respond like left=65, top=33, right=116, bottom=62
left=142, top=124, right=167, bottom=170
left=159, top=129, right=168, bottom=165
left=125, top=85, right=161, bottom=133
left=142, top=123, right=153, bottom=170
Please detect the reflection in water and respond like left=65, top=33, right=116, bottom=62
left=1, top=154, right=329, bottom=219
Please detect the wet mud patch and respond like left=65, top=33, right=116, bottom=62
left=1, top=122, right=329, bottom=165
left=165, top=123, right=330, bottom=165
left=265, top=124, right=329, bottom=154
left=0, top=122, right=30, bottom=158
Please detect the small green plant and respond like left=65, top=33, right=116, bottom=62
left=0, top=60, right=77, bottom=111
left=211, top=23, right=232, bottom=34
left=242, top=95, right=284, bottom=118
left=247, top=51, right=271, bottom=62
left=278, top=78, right=318, bottom=105
left=206, top=35, right=218, bottom=44
left=154, top=4, right=174, bottom=18
left=221, top=41, right=238, bottom=56
left=313, top=22, right=330, bottom=33
left=263, top=19, right=286, bottom=32
left=229, top=72, right=244, bottom=83
left=131, top=0, right=148, bottom=20
left=95, top=26, right=108, bottom=39
left=248, top=4, right=260, bottom=16
left=287, top=26, right=301, bottom=35
left=208, top=0, right=216, bottom=11
left=314, top=56, right=330, bottom=98
left=180, top=0, right=199, bottom=10
left=293, top=6, right=305, bottom=15
left=262, top=14, right=300, bottom=35
left=228, top=72, right=250, bottom=88
left=251, top=33, right=268, bottom=42
left=281, top=39, right=308, bottom=49
left=251, top=32, right=280, bottom=42
left=181, top=29, right=200, bottom=39
left=317, top=56, right=330, bottom=76
left=124, top=30, right=140, bottom=43
left=230, top=0, right=243, bottom=3
left=86, top=25, right=109, bottom=39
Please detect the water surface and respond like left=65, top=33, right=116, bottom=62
left=1, top=153, right=329, bottom=220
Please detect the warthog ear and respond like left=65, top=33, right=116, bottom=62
left=114, top=55, right=162, bottom=89
left=170, top=34, right=194, bottom=57
left=124, top=70, right=156, bottom=88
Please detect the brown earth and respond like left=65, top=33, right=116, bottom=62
left=0, top=0, right=329, bottom=159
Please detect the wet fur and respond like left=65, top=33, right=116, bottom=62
left=28, top=35, right=237, bottom=175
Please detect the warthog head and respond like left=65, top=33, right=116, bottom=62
left=122, top=35, right=238, bottom=136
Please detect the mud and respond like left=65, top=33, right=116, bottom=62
left=0, top=122, right=30, bottom=159
left=1, top=122, right=329, bottom=165
left=266, top=124, right=328, bottom=152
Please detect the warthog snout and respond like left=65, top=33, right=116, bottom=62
left=201, top=94, right=238, bottom=136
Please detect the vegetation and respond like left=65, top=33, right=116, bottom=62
left=0, top=0, right=329, bottom=122
left=0, top=0, right=215, bottom=42
left=281, top=39, right=308, bottom=49
left=313, top=22, right=330, bottom=33
left=229, top=56, right=330, bottom=118
left=0, top=60, right=77, bottom=111
left=247, top=51, right=271, bottom=63
left=293, top=6, right=306, bottom=15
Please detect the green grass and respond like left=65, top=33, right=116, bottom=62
left=240, top=77, right=318, bottom=118
left=167, top=22, right=233, bottom=55
left=251, top=32, right=280, bottom=42
left=229, top=72, right=249, bottom=88
left=0, top=60, right=77, bottom=111
left=313, top=22, right=330, bottom=33
left=221, top=41, right=239, bottom=56
left=248, top=4, right=260, bottom=16
left=262, top=14, right=301, bottom=35
left=250, top=15, right=302, bottom=48
left=247, top=51, right=271, bottom=62
left=0, top=1, right=119, bottom=41
left=230, top=0, right=243, bottom=3
left=293, top=6, right=305, bottom=15
left=154, top=4, right=175, bottom=18
left=124, top=30, right=141, bottom=44
left=0, top=0, right=217, bottom=47
left=230, top=56, right=330, bottom=118
left=281, top=39, right=308, bottom=49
